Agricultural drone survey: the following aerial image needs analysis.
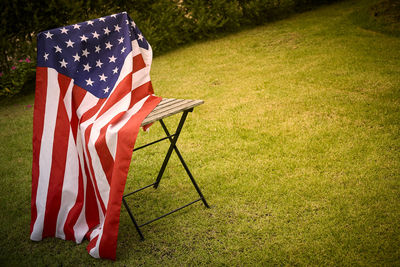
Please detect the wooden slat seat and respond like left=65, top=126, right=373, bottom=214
left=141, top=98, right=204, bottom=126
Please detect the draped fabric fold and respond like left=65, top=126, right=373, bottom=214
left=30, top=12, right=161, bottom=260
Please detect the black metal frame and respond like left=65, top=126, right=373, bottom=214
left=122, top=108, right=210, bottom=240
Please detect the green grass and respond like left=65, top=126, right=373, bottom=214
left=1, top=0, right=400, bottom=265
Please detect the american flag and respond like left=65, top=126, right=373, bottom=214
left=30, top=12, right=161, bottom=260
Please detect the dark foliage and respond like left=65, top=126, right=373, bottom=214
left=0, top=0, right=338, bottom=96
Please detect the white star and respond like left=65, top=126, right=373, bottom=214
left=92, top=31, right=100, bottom=39
left=73, top=24, right=81, bottom=29
left=108, top=55, right=117, bottom=63
left=103, top=27, right=111, bottom=35
left=95, top=45, right=101, bottom=53
left=112, top=67, right=119, bottom=74
left=111, top=14, right=117, bottom=18
left=60, top=27, right=69, bottom=34
left=83, top=63, right=91, bottom=72
left=105, top=41, right=113, bottom=50
left=118, top=37, right=124, bottom=44
left=44, top=31, right=53, bottom=39
left=85, top=78, right=94, bottom=86
left=126, top=19, right=129, bottom=25
left=72, top=53, right=80, bottom=62
left=99, top=17, right=106, bottom=22
left=121, top=47, right=126, bottom=54
left=96, top=59, right=103, bottom=68
left=137, top=33, right=144, bottom=41
left=82, top=49, right=90, bottom=57
left=54, top=45, right=62, bottom=53
left=65, top=39, right=75, bottom=48
left=59, top=59, right=68, bottom=68
left=99, top=73, right=108, bottom=81
left=131, top=21, right=136, bottom=27
left=103, top=87, right=110, bottom=93
left=80, top=35, right=88, bottom=42
left=87, top=20, right=94, bottom=26
left=44, top=52, right=49, bottom=61
left=114, top=24, right=121, bottom=32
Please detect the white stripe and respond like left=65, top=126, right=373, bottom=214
left=76, top=90, right=108, bottom=222
left=105, top=124, right=117, bottom=161
left=76, top=91, right=98, bottom=120
left=104, top=39, right=147, bottom=97
left=86, top=43, right=151, bottom=257
left=88, top=222, right=104, bottom=258
left=131, top=40, right=141, bottom=57
left=55, top=128, right=79, bottom=239
left=70, top=93, right=102, bottom=243
left=77, top=41, right=137, bottom=208
left=79, top=122, right=106, bottom=227
left=64, top=79, right=75, bottom=121
left=89, top=241, right=100, bottom=258
left=73, top=127, right=89, bottom=244
left=88, top=96, right=150, bottom=258
left=132, top=67, right=151, bottom=90
left=31, top=68, right=60, bottom=241
left=111, top=50, right=133, bottom=94
left=55, top=78, right=77, bottom=239
left=78, top=39, right=134, bottom=131
left=78, top=104, right=107, bottom=222
left=86, top=93, right=131, bottom=207
left=107, top=96, right=149, bottom=160
left=139, top=43, right=153, bottom=68
left=86, top=72, right=147, bottom=206
left=89, top=223, right=103, bottom=258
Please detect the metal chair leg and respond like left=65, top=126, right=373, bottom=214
left=123, top=109, right=210, bottom=240
left=159, top=118, right=210, bottom=208
left=154, top=111, right=189, bottom=189
left=122, top=197, right=144, bottom=240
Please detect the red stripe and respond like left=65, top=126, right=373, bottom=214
left=62, top=85, right=87, bottom=241
left=42, top=74, right=72, bottom=238
left=133, top=54, right=146, bottom=73
left=96, top=73, right=132, bottom=119
left=68, top=92, right=108, bottom=231
left=70, top=85, right=86, bottom=141
left=31, top=67, right=48, bottom=235
left=86, top=235, right=99, bottom=254
left=84, top=124, right=107, bottom=214
left=80, top=98, right=106, bottom=124
left=83, top=153, right=100, bottom=231
left=130, top=81, right=154, bottom=108
left=94, top=81, right=155, bottom=187
left=95, top=124, right=115, bottom=185
left=98, top=95, right=161, bottom=260
left=63, top=163, right=84, bottom=242
left=72, top=85, right=86, bottom=107
left=94, top=113, right=126, bottom=185
left=58, top=73, right=71, bottom=99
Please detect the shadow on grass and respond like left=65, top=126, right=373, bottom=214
left=350, top=0, right=400, bottom=37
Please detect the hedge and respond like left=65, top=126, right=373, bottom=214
left=0, top=0, right=337, bottom=97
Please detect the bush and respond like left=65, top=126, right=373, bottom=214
left=0, top=58, right=35, bottom=97
left=0, top=0, right=338, bottom=97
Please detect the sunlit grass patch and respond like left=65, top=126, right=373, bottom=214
left=1, top=0, right=399, bottom=265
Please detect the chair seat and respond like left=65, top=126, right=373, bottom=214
left=141, top=98, right=204, bottom=126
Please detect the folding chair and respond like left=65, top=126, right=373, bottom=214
left=122, top=98, right=210, bottom=240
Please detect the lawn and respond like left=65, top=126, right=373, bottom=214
left=1, top=0, right=399, bottom=265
